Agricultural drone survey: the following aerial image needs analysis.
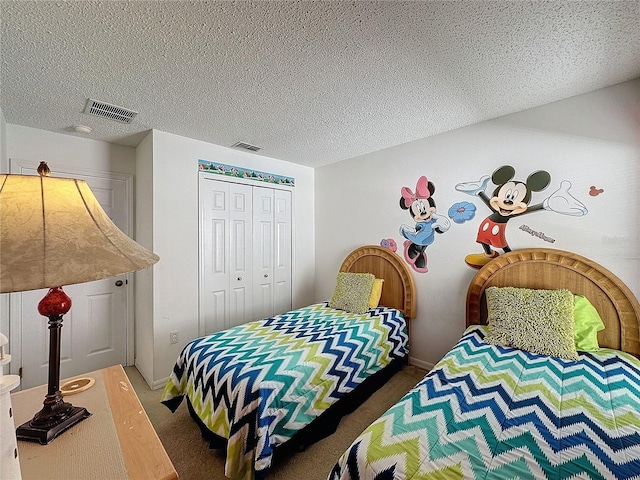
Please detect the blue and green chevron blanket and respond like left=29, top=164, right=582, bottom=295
left=330, top=325, right=640, bottom=480
left=161, top=302, right=408, bottom=480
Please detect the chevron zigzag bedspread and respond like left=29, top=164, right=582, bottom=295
left=161, top=302, right=408, bottom=480
left=330, top=325, right=640, bottom=480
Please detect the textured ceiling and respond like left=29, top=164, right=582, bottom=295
left=1, top=1, right=639, bottom=168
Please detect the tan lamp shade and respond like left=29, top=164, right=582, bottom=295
left=0, top=174, right=159, bottom=293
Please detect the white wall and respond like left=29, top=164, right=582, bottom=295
left=0, top=107, right=8, bottom=372
left=134, top=132, right=155, bottom=384
left=315, top=79, right=640, bottom=369
left=5, top=124, right=137, bottom=176
left=0, top=107, right=6, bottom=172
left=139, top=130, right=315, bottom=387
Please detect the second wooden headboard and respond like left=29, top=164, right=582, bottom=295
left=466, top=248, right=640, bottom=356
left=339, top=245, right=416, bottom=319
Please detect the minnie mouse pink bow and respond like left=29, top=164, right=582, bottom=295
left=401, top=176, right=430, bottom=207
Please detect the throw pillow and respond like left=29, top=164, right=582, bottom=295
left=368, top=278, right=384, bottom=309
left=574, top=295, right=605, bottom=351
left=329, top=272, right=375, bottom=314
left=484, top=286, right=579, bottom=361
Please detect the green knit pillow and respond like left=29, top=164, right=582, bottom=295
left=484, top=286, right=579, bottom=361
left=329, top=272, right=376, bottom=314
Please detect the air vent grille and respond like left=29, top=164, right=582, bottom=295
left=84, top=98, right=138, bottom=124
left=232, top=141, right=261, bottom=152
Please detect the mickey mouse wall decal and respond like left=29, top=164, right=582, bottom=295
left=399, top=176, right=450, bottom=273
left=456, top=165, right=588, bottom=269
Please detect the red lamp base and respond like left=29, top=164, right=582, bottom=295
left=17, top=287, right=92, bottom=444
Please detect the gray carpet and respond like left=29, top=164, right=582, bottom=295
left=125, top=365, right=428, bottom=480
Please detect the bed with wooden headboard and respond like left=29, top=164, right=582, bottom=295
left=162, top=245, right=415, bottom=480
left=331, top=248, right=640, bottom=480
left=467, top=248, right=640, bottom=356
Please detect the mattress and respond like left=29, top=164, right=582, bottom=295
left=330, top=325, right=640, bottom=480
left=162, top=302, right=408, bottom=480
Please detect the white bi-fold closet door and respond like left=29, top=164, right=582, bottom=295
left=200, top=177, right=292, bottom=335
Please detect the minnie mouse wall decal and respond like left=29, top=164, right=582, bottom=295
left=399, top=176, right=450, bottom=273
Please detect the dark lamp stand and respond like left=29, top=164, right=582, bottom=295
left=15, top=286, right=92, bottom=445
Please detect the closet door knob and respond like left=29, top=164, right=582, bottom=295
left=264, top=274, right=269, bottom=278
left=237, top=277, right=242, bottom=281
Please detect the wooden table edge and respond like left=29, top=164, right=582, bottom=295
left=103, top=365, right=178, bottom=480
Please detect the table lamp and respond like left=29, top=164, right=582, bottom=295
left=0, top=162, right=159, bottom=445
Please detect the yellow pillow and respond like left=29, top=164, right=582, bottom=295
left=368, top=278, right=384, bottom=308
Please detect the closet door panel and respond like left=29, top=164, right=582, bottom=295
left=274, top=190, right=292, bottom=315
left=230, top=285, right=250, bottom=328
left=207, top=218, right=228, bottom=333
left=253, top=187, right=274, bottom=320
left=209, top=290, right=227, bottom=335
left=201, top=181, right=230, bottom=335
left=229, top=184, right=253, bottom=327
left=255, top=283, right=273, bottom=320
left=274, top=280, right=290, bottom=316
left=200, top=177, right=293, bottom=334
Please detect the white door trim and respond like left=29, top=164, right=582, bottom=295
left=7, top=158, right=135, bottom=378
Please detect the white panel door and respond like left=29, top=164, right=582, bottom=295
left=200, top=179, right=231, bottom=335
left=200, top=177, right=292, bottom=333
left=14, top=168, right=131, bottom=389
left=274, top=189, right=292, bottom=315
left=252, top=187, right=275, bottom=320
left=200, top=179, right=253, bottom=333
left=228, top=184, right=253, bottom=327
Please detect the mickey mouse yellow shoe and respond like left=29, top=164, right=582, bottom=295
left=464, top=251, right=499, bottom=269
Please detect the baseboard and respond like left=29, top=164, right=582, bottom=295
left=152, top=377, right=169, bottom=390
left=132, top=361, right=168, bottom=390
left=408, top=356, right=434, bottom=371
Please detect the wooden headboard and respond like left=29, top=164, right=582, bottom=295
left=466, top=248, right=640, bottom=356
left=340, top=245, right=416, bottom=319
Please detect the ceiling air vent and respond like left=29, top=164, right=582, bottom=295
left=232, top=141, right=262, bottom=152
left=83, top=98, right=138, bottom=124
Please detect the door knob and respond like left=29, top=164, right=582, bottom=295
left=115, top=280, right=124, bottom=287
left=237, top=277, right=242, bottom=281
left=264, top=274, right=268, bottom=278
